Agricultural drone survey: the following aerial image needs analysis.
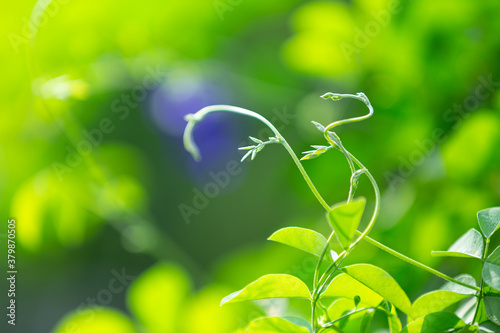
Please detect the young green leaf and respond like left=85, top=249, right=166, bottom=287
left=440, top=274, right=478, bottom=295
left=220, top=274, right=311, bottom=306
left=431, top=228, right=484, bottom=259
left=311, top=121, right=326, bottom=132
left=245, top=317, right=310, bottom=333
left=482, top=245, right=500, bottom=291
left=477, top=207, right=500, bottom=239
left=483, top=297, right=500, bottom=325
left=340, top=264, right=412, bottom=314
left=401, top=312, right=465, bottom=333
left=360, top=308, right=375, bottom=333
left=378, top=301, right=402, bottom=333
left=409, top=290, right=469, bottom=322
left=327, top=198, right=366, bottom=250
left=268, top=227, right=330, bottom=259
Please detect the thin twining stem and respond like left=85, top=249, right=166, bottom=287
left=183, top=105, right=330, bottom=211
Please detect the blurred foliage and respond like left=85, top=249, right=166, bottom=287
left=0, top=0, right=499, bottom=331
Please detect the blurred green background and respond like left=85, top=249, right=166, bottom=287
left=1, top=0, right=500, bottom=332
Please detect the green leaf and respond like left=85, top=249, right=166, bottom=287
left=327, top=198, right=366, bottom=250
left=360, top=309, right=375, bottom=333
left=401, top=312, right=465, bottom=333
left=379, top=301, right=403, bottom=333
left=220, top=274, right=311, bottom=306
left=409, top=290, right=469, bottom=321
left=432, top=228, right=484, bottom=259
left=245, top=317, right=310, bottom=333
left=322, top=273, right=383, bottom=307
left=484, top=297, right=500, bottom=325
left=477, top=207, right=500, bottom=239
left=441, top=274, right=478, bottom=295
left=268, top=227, right=330, bottom=259
left=311, top=121, right=325, bottom=132
left=483, top=245, right=500, bottom=291
left=457, top=325, right=479, bottom=332
left=341, top=264, right=411, bottom=314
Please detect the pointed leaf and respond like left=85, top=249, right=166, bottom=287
left=402, top=312, right=465, bottom=333
left=432, top=229, right=484, bottom=259
left=327, top=198, right=366, bottom=250
left=249, top=136, right=263, bottom=144
left=482, top=245, right=500, bottom=291
left=311, top=121, right=325, bottom=132
left=341, top=264, right=411, bottom=314
left=268, top=227, right=330, bottom=260
left=220, top=274, right=311, bottom=306
left=477, top=207, right=500, bottom=239
left=441, top=274, right=478, bottom=295
left=484, top=297, right=500, bottom=325
left=246, top=317, right=310, bottom=333
left=409, top=290, right=469, bottom=321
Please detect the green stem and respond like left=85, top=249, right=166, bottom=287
left=183, top=105, right=330, bottom=211
left=321, top=307, right=374, bottom=329
left=472, top=237, right=490, bottom=324
left=360, top=233, right=481, bottom=292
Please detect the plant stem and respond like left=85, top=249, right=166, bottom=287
left=472, top=237, right=490, bottom=324
left=360, top=233, right=481, bottom=292
left=184, top=105, right=331, bottom=211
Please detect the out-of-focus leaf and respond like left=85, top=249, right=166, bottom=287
left=477, top=207, right=500, bottom=239
left=484, top=297, right=500, bottom=325
left=340, top=264, right=411, bottom=314
left=441, top=274, right=478, bottom=295
left=268, top=227, right=330, bottom=259
left=432, top=229, right=484, bottom=259
left=221, top=274, right=311, bottom=306
left=127, top=263, right=190, bottom=333
left=402, top=312, right=465, bottom=333
left=327, top=198, right=366, bottom=250
left=409, top=290, right=469, bottom=321
left=52, top=308, right=135, bottom=333
left=483, top=246, right=500, bottom=291
left=245, top=317, right=310, bottom=333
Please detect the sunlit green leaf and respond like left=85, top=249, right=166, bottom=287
left=322, top=273, right=383, bottom=307
left=327, top=198, right=366, bottom=250
left=457, top=324, right=479, bottom=332
left=401, top=312, right=465, bottom=333
left=441, top=274, right=478, bottom=295
left=268, top=227, right=330, bottom=259
left=245, top=317, right=310, bottom=333
left=483, top=246, right=500, bottom=291
left=409, top=290, right=469, bottom=321
left=484, top=297, right=500, bottom=325
left=477, top=207, right=500, bottom=239
left=221, top=274, right=311, bottom=306
left=432, top=228, right=484, bottom=259
left=340, top=264, right=411, bottom=314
